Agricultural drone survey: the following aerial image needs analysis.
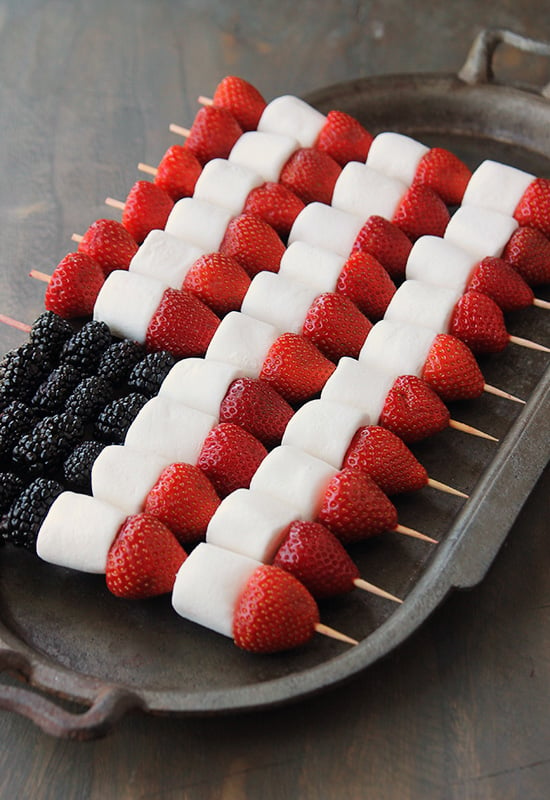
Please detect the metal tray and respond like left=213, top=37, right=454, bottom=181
left=0, top=28, right=549, bottom=739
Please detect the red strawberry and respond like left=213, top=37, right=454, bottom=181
left=211, top=76, right=267, bottom=131
left=379, top=375, right=450, bottom=443
left=392, top=183, right=450, bottom=241
left=316, top=110, right=373, bottom=166
left=184, top=105, right=243, bottom=164
left=243, top=182, right=305, bottom=238
left=219, top=377, right=294, bottom=448
left=144, top=463, right=221, bottom=545
left=197, top=422, right=267, bottom=497
left=145, top=287, right=219, bottom=358
left=106, top=513, right=187, bottom=599
left=122, top=180, right=174, bottom=244
left=44, top=252, right=105, bottom=319
left=302, top=292, right=372, bottom=362
left=343, top=425, right=429, bottom=494
left=273, top=520, right=360, bottom=599
left=351, top=215, right=413, bottom=281
left=335, top=251, right=396, bottom=319
left=220, top=212, right=285, bottom=277
left=502, top=226, right=550, bottom=286
left=154, top=145, right=202, bottom=201
left=315, top=468, right=398, bottom=544
left=421, top=333, right=485, bottom=401
left=77, top=219, right=138, bottom=275
left=233, top=564, right=320, bottom=653
left=182, top=252, right=251, bottom=316
left=260, top=332, right=336, bottom=404
left=467, top=256, right=534, bottom=312
left=279, top=148, right=342, bottom=205
left=414, top=147, right=472, bottom=205
left=513, top=177, right=550, bottom=237
left=449, top=290, right=509, bottom=354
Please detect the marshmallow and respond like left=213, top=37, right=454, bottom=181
left=91, top=445, right=169, bottom=515
left=331, top=163, right=406, bottom=220
left=159, top=358, right=243, bottom=417
left=36, top=492, right=126, bottom=574
left=278, top=241, right=346, bottom=293
left=257, top=95, right=326, bottom=148
left=128, top=229, right=204, bottom=289
left=384, top=280, right=462, bottom=333
left=192, top=158, right=264, bottom=216
left=288, top=202, right=364, bottom=257
left=249, top=445, right=336, bottom=520
left=229, top=131, right=298, bottom=183
left=406, top=235, right=477, bottom=292
left=282, top=399, right=371, bottom=469
left=241, top=272, right=319, bottom=333
left=359, top=319, right=437, bottom=379
left=462, top=160, right=534, bottom=216
left=93, top=270, right=165, bottom=343
left=172, top=542, right=261, bottom=638
left=205, top=312, right=280, bottom=377
left=165, top=198, right=234, bottom=252
left=321, top=357, right=395, bottom=422
left=444, top=205, right=519, bottom=259
left=366, top=132, right=429, bottom=185
left=206, top=488, right=300, bottom=563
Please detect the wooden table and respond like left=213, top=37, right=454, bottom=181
left=0, top=2, right=549, bottom=798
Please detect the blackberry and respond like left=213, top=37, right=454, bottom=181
left=59, top=320, right=112, bottom=375
left=94, top=392, right=148, bottom=443
left=0, top=342, right=53, bottom=407
left=65, top=375, right=114, bottom=423
left=0, top=472, right=25, bottom=514
left=31, top=363, right=82, bottom=415
left=128, top=351, right=175, bottom=397
left=29, top=311, right=73, bottom=359
left=0, top=401, right=38, bottom=459
left=97, top=339, right=144, bottom=384
left=12, top=412, right=86, bottom=477
left=63, top=440, right=105, bottom=492
left=2, top=477, right=64, bottom=549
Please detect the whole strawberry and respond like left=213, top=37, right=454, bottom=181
left=316, top=110, right=373, bottom=166
left=260, top=333, right=336, bottom=404
left=513, top=177, right=550, bottom=237
left=154, top=145, right=202, bottom=200
left=392, top=184, right=450, bottom=241
left=145, top=287, right=219, bottom=358
left=351, top=215, right=413, bottom=280
left=421, top=334, right=485, bottom=401
left=379, top=375, right=450, bottom=443
left=184, top=105, right=243, bottom=164
left=243, top=182, right=305, bottom=238
left=218, top=377, right=294, bottom=448
left=122, top=180, right=174, bottom=244
left=467, top=256, right=534, bottom=313
left=502, top=226, right=550, bottom=286
left=449, top=290, right=510, bottom=354
left=44, top=252, right=105, bottom=319
left=78, top=219, right=138, bottom=275
left=336, top=251, right=396, bottom=319
left=220, top=212, right=285, bottom=276
left=302, top=292, right=372, bottom=362
left=183, top=252, right=251, bottom=316
left=197, top=422, right=267, bottom=497
left=279, top=148, right=342, bottom=205
left=414, top=147, right=472, bottom=205
left=211, top=76, right=267, bottom=131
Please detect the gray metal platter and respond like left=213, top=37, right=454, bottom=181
left=0, top=29, right=549, bottom=738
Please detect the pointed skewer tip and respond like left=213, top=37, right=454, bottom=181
left=448, top=419, right=499, bottom=442
left=394, top=524, right=439, bottom=544
left=509, top=334, right=550, bottom=353
left=426, top=477, right=469, bottom=499
left=353, top=578, right=403, bottom=604
left=314, top=623, right=359, bottom=646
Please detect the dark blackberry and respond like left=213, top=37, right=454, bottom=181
left=63, top=440, right=105, bottom=492
left=12, top=412, right=86, bottom=477
left=29, top=311, right=73, bottom=359
left=31, top=363, right=82, bottom=415
left=94, top=392, right=148, bottom=443
left=0, top=401, right=38, bottom=459
left=2, top=477, right=64, bottom=549
left=97, top=339, right=144, bottom=385
left=59, top=320, right=112, bottom=375
left=0, top=472, right=26, bottom=514
left=65, top=375, right=114, bottom=423
left=0, top=342, right=53, bottom=407
left=128, top=351, right=175, bottom=397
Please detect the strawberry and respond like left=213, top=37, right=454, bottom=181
left=154, top=145, right=202, bottom=201
left=144, top=463, right=221, bottom=545
left=335, top=251, right=396, bottom=319
left=182, top=252, right=251, bottom=316
left=351, top=215, right=413, bottom=281
left=233, top=564, right=319, bottom=653
left=413, top=147, right=472, bottom=205
left=315, top=468, right=398, bottom=544
left=145, top=287, right=219, bottom=358
left=315, top=110, right=373, bottom=166
left=211, top=76, right=267, bottom=131
left=219, top=377, right=294, bottom=448
left=392, top=183, right=450, bottom=241
left=449, top=290, right=509, bottom=354
left=279, top=148, right=342, bottom=205
left=421, top=333, right=485, bottom=401
left=302, top=292, right=372, bottom=362
left=197, top=422, right=267, bottom=497
left=502, top=226, right=550, bottom=286
left=77, top=219, right=138, bottom=275
left=343, top=425, right=429, bottom=494
left=243, top=182, right=305, bottom=238
left=260, top=332, right=336, bottom=405
left=219, top=212, right=285, bottom=277
left=273, top=520, right=360, bottom=599
left=44, top=252, right=105, bottom=319
left=513, top=177, right=550, bottom=237
left=379, top=375, right=450, bottom=443
left=184, top=105, right=243, bottom=164
left=467, top=256, right=534, bottom=312
left=122, top=180, right=174, bottom=244
left=106, top=513, right=187, bottom=599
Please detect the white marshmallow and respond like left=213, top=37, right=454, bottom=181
left=128, top=229, right=204, bottom=289
left=241, top=272, right=319, bottom=333
left=279, top=241, right=346, bottom=293
left=384, top=279, right=462, bottom=333
left=282, top=399, right=371, bottom=469
left=192, top=158, right=264, bottom=216
left=444, top=205, right=519, bottom=259
left=359, top=319, right=437, bottom=379
left=406, top=235, right=477, bottom=292
left=172, top=542, right=261, bottom=638
left=321, top=357, right=395, bottom=423
left=258, top=95, right=326, bottom=148
left=366, top=132, right=429, bottom=185
left=93, top=270, right=165, bottom=343
left=165, top=198, right=234, bottom=252
left=91, top=446, right=168, bottom=515
left=36, top=492, right=126, bottom=574
left=249, top=445, right=336, bottom=520
left=331, top=163, right=406, bottom=221
left=159, top=358, right=243, bottom=417
left=205, top=312, right=280, bottom=377
left=462, top=159, right=534, bottom=216
left=124, top=395, right=216, bottom=465
left=229, top=131, right=298, bottom=183
left=288, top=202, right=364, bottom=257
left=206, top=488, right=300, bottom=563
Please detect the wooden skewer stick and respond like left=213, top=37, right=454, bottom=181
left=314, top=623, right=359, bottom=646
left=29, top=270, right=51, bottom=284
left=484, top=383, right=525, bottom=404
left=71, top=234, right=84, bottom=244
left=393, top=524, right=438, bottom=544
left=0, top=313, right=31, bottom=333
left=169, top=123, right=190, bottom=138
left=532, top=297, right=550, bottom=310
left=426, top=478, right=468, bottom=499
left=105, top=197, right=126, bottom=211
left=509, top=334, right=550, bottom=353
left=138, top=162, right=158, bottom=177
left=448, top=419, right=498, bottom=442
left=197, top=95, right=214, bottom=106
left=353, top=579, right=403, bottom=604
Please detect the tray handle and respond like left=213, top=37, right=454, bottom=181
left=0, top=649, right=144, bottom=740
left=459, top=27, right=550, bottom=97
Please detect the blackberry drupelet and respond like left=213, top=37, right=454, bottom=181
left=0, top=342, right=53, bottom=407
left=94, top=392, right=149, bottom=443
left=31, top=363, right=82, bottom=415
left=63, top=440, right=105, bottom=491
left=29, top=311, right=73, bottom=359
left=0, top=472, right=25, bottom=514
left=2, top=477, right=64, bottom=549
left=65, top=375, right=114, bottom=423
left=97, top=339, right=144, bottom=384
left=0, top=401, right=38, bottom=459
left=59, top=320, right=112, bottom=375
left=127, top=351, right=175, bottom=397
left=12, top=412, right=86, bottom=476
